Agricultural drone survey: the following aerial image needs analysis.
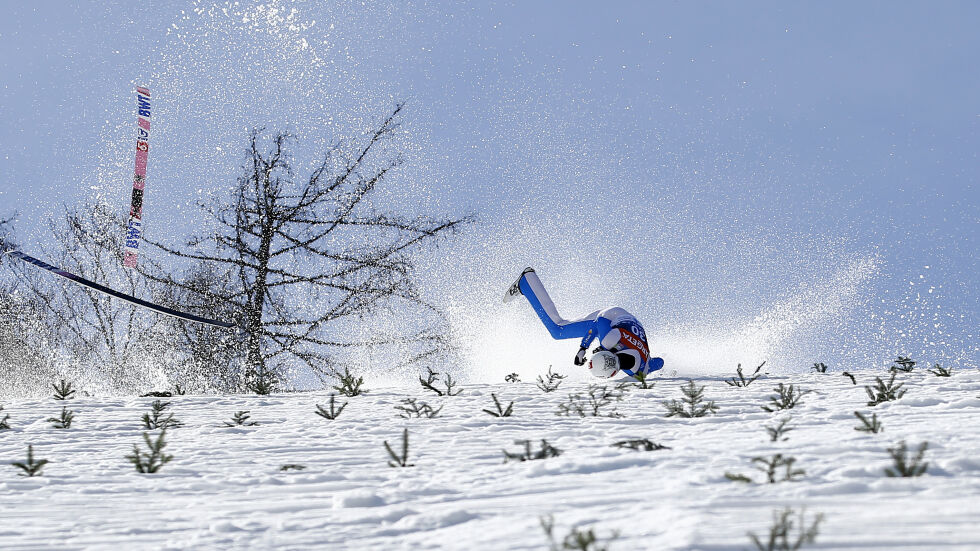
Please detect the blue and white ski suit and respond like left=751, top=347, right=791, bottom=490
left=516, top=269, right=663, bottom=376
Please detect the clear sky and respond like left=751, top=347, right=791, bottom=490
left=0, top=1, right=976, bottom=377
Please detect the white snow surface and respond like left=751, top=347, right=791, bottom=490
left=2, top=369, right=979, bottom=550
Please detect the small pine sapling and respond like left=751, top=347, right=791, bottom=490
left=384, top=428, right=414, bottom=467
left=556, top=383, right=629, bottom=418
left=126, top=430, right=173, bottom=473
left=52, top=379, right=76, bottom=400
left=505, top=373, right=521, bottom=383
left=865, top=373, right=907, bottom=406
left=314, top=395, right=348, bottom=420
left=224, top=410, right=258, bottom=427
left=172, top=384, right=186, bottom=395
left=853, top=411, right=883, bottom=433
left=0, top=405, right=10, bottom=430
left=889, top=356, right=916, bottom=373
left=48, top=406, right=74, bottom=429
left=632, top=369, right=655, bottom=389
left=332, top=367, right=366, bottom=397
left=395, top=398, right=443, bottom=419
left=748, top=507, right=823, bottom=551
left=751, top=453, right=805, bottom=483
left=726, top=361, right=765, bottom=387
left=419, top=367, right=443, bottom=395
left=419, top=367, right=464, bottom=396
left=503, top=439, right=563, bottom=462
left=841, top=372, right=857, bottom=385
left=244, top=365, right=279, bottom=395
left=536, top=366, right=566, bottom=393
left=765, top=417, right=794, bottom=442
left=663, top=380, right=719, bottom=418
left=482, top=393, right=514, bottom=417
left=884, top=440, right=928, bottom=477
left=279, top=464, right=306, bottom=472
left=142, top=400, right=183, bottom=430
left=540, top=515, right=619, bottom=551
left=810, top=362, right=828, bottom=373
left=927, top=364, right=953, bottom=377
left=762, top=384, right=812, bottom=412
left=12, top=445, right=49, bottom=477
left=612, top=439, right=670, bottom=452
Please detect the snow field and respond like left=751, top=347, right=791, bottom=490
left=1, top=368, right=979, bottom=550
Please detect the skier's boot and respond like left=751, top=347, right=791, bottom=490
left=503, top=267, right=535, bottom=303
left=647, top=357, right=665, bottom=372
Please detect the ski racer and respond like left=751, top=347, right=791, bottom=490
left=504, top=267, right=664, bottom=379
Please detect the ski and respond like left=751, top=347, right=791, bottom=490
left=3, top=248, right=238, bottom=329
left=124, top=86, right=151, bottom=268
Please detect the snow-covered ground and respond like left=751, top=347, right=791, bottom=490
left=1, top=367, right=979, bottom=550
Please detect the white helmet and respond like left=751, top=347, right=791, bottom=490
left=589, top=350, right=620, bottom=378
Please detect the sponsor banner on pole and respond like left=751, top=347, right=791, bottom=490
left=124, top=86, right=151, bottom=268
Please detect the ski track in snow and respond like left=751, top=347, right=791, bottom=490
left=1, top=370, right=979, bottom=550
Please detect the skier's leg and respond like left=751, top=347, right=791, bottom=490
left=518, top=270, right=594, bottom=340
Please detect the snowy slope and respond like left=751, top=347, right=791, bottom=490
left=1, top=368, right=979, bottom=550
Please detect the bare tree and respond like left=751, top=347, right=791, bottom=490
left=10, top=203, right=169, bottom=392
left=148, top=104, right=470, bottom=388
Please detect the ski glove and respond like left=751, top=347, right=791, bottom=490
left=573, top=347, right=588, bottom=366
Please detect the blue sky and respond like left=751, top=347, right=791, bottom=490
left=1, top=1, right=976, bottom=376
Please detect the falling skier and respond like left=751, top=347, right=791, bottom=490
left=504, top=267, right=664, bottom=379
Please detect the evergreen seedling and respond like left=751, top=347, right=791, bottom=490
left=126, top=430, right=173, bottom=473
left=536, top=366, right=566, bottom=393
left=927, top=364, right=953, bottom=377
left=384, top=428, right=414, bottom=467
left=314, top=395, right=348, bottom=420
left=244, top=365, right=278, bottom=395
left=52, top=379, right=76, bottom=400
left=726, top=361, right=765, bottom=387
left=395, top=398, right=442, bottom=419
left=503, top=439, right=563, bottom=462
left=885, top=440, right=928, bottom=477
left=762, top=384, right=812, bottom=412
left=505, top=373, right=521, bottom=383
left=48, top=406, right=74, bottom=429
left=173, top=384, right=187, bottom=395
left=865, top=373, right=906, bottom=406
left=482, top=393, right=514, bottom=417
left=332, top=367, right=365, bottom=397
left=12, top=445, right=48, bottom=477
left=748, top=507, right=823, bottom=551
left=612, top=439, right=670, bottom=452
left=142, top=400, right=183, bottom=430
left=224, top=410, right=258, bottom=426
left=765, top=417, right=794, bottom=442
left=842, top=372, right=857, bottom=385
left=889, top=356, right=916, bottom=373
left=810, top=362, right=828, bottom=373
left=557, top=383, right=629, bottom=418
left=540, top=515, right=619, bottom=551
left=751, top=453, right=805, bottom=483
left=279, top=464, right=306, bottom=472
left=663, top=380, right=719, bottom=418
left=632, top=369, right=655, bottom=389
left=853, top=411, right=883, bottom=433
left=0, top=405, right=10, bottom=430
left=419, top=367, right=462, bottom=396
